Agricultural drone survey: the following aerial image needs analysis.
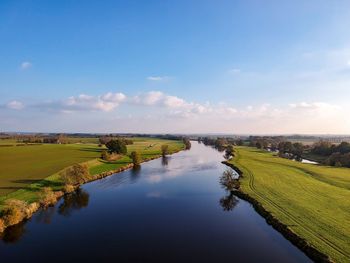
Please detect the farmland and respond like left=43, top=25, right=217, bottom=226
left=0, top=138, right=184, bottom=205
left=230, top=147, right=350, bottom=263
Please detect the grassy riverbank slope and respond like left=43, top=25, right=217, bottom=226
left=230, top=147, right=350, bottom=263
left=0, top=138, right=184, bottom=207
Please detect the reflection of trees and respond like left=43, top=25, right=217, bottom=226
left=1, top=222, right=26, bottom=243
left=131, top=165, right=141, bottom=182
left=58, top=188, right=89, bottom=217
left=36, top=206, right=56, bottom=224
left=161, top=156, right=169, bottom=166
left=219, top=193, right=239, bottom=212
left=219, top=169, right=239, bottom=212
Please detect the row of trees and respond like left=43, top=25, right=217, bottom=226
left=248, top=136, right=350, bottom=168
left=315, top=141, right=350, bottom=167
left=99, top=136, right=133, bottom=146
left=16, top=134, right=68, bottom=144
left=198, top=137, right=239, bottom=151
left=311, top=141, right=350, bottom=156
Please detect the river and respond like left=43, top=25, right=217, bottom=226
left=0, top=141, right=311, bottom=262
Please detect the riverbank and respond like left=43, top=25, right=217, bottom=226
left=224, top=147, right=350, bottom=263
left=222, top=160, right=330, bottom=262
left=0, top=139, right=185, bottom=233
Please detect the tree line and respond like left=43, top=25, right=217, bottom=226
left=248, top=136, right=350, bottom=168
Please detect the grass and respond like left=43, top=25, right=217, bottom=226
left=0, top=144, right=102, bottom=196
left=89, top=138, right=184, bottom=175
left=0, top=138, right=184, bottom=208
left=230, top=147, right=350, bottom=263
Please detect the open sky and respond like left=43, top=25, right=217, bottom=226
left=1, top=0, right=350, bottom=134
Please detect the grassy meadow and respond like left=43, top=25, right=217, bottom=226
left=0, top=137, right=184, bottom=207
left=230, top=147, right=350, bottom=263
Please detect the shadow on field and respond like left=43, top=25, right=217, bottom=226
left=11, top=179, right=42, bottom=184
left=10, top=179, right=63, bottom=191
left=79, top=147, right=104, bottom=153
left=0, top=186, right=25, bottom=191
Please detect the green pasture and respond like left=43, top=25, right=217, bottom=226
left=0, top=138, right=184, bottom=207
left=90, top=138, right=183, bottom=175
left=230, top=147, right=350, bottom=263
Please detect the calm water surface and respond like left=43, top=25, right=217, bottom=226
left=0, top=142, right=311, bottom=263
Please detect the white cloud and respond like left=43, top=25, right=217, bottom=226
left=20, top=61, right=32, bottom=70
left=146, top=76, right=169, bottom=81
left=6, top=100, right=24, bottom=110
left=35, top=92, right=126, bottom=112
left=3, top=90, right=348, bottom=134
left=133, top=91, right=186, bottom=108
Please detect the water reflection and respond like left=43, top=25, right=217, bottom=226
left=130, top=165, right=141, bottom=182
left=161, top=156, right=169, bottom=166
left=219, top=169, right=239, bottom=211
left=0, top=222, right=26, bottom=243
left=58, top=188, right=89, bottom=217
left=36, top=206, right=56, bottom=224
left=219, top=169, right=240, bottom=191
left=219, top=193, right=239, bottom=212
left=0, top=142, right=312, bottom=263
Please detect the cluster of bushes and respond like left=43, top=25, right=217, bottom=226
left=130, top=151, right=141, bottom=166
left=277, top=141, right=304, bottom=161
left=199, top=137, right=244, bottom=148
left=312, top=141, right=350, bottom=155
left=248, top=136, right=350, bottom=168
left=223, top=144, right=234, bottom=160
left=60, top=163, right=91, bottom=189
left=183, top=138, right=191, bottom=150
left=100, top=150, right=121, bottom=161
left=0, top=189, right=59, bottom=232
left=39, top=187, right=59, bottom=207
left=105, top=139, right=128, bottom=155
left=325, top=152, right=350, bottom=167
left=0, top=200, right=31, bottom=231
left=308, top=141, right=350, bottom=167
left=99, top=136, right=133, bottom=146
left=220, top=169, right=240, bottom=191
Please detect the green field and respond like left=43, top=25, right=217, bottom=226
left=230, top=147, right=350, bottom=263
left=0, top=138, right=184, bottom=206
left=89, top=138, right=184, bottom=175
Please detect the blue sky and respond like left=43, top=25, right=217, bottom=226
left=1, top=0, right=350, bottom=133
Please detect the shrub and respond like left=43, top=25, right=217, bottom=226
left=224, top=144, right=234, bottom=160
left=0, top=218, right=5, bottom=232
left=335, top=161, right=342, bottom=167
left=63, top=184, right=75, bottom=193
left=101, top=150, right=110, bottom=160
left=220, top=170, right=240, bottom=191
left=130, top=151, right=141, bottom=166
left=60, top=163, right=91, bottom=186
left=1, top=199, right=28, bottom=226
left=161, top=144, right=169, bottom=157
left=183, top=138, right=191, bottom=150
left=39, top=187, right=57, bottom=207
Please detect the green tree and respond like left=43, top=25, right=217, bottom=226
left=183, top=138, right=191, bottom=150
left=220, top=169, right=240, bottom=191
left=130, top=151, right=141, bottom=166
left=161, top=144, right=169, bottom=157
left=224, top=144, right=234, bottom=160
left=60, top=164, right=91, bottom=186
left=106, top=139, right=127, bottom=154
